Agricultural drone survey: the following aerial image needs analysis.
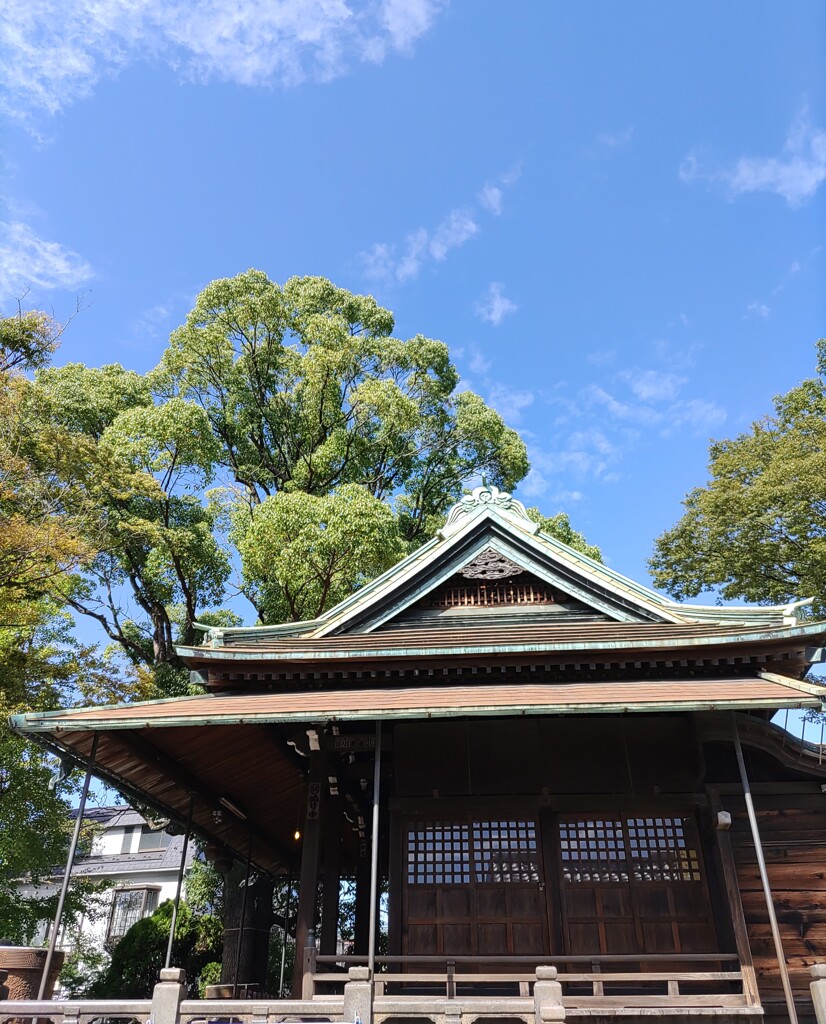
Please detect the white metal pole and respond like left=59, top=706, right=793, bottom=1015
left=732, top=713, right=798, bottom=1024
left=164, top=794, right=194, bottom=969
left=38, top=734, right=99, bottom=1000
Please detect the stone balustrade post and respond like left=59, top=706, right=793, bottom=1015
left=534, top=966, right=565, bottom=1023
left=343, top=965, right=372, bottom=1024
left=150, top=968, right=187, bottom=1024
left=301, top=934, right=318, bottom=1000
left=811, top=964, right=826, bottom=1024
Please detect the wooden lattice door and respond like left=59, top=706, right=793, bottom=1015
left=402, top=814, right=551, bottom=958
left=557, top=812, right=718, bottom=956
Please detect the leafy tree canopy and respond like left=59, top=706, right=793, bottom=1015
left=158, top=271, right=529, bottom=543
left=231, top=483, right=404, bottom=623
left=650, top=339, right=826, bottom=615
left=526, top=508, right=603, bottom=562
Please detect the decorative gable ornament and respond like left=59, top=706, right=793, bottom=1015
left=460, top=547, right=524, bottom=580
left=442, top=483, right=537, bottom=536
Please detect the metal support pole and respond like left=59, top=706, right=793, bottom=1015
left=732, top=713, right=798, bottom=1024
left=367, top=722, right=382, bottom=980
left=232, top=836, right=253, bottom=997
left=164, top=793, right=195, bottom=969
left=38, top=734, right=99, bottom=1000
left=278, top=870, right=293, bottom=997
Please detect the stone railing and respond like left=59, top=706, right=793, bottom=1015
left=11, top=959, right=826, bottom=1023
left=812, top=964, right=826, bottom=1024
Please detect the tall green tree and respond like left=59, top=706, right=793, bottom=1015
left=31, top=364, right=230, bottom=665
left=158, top=272, right=529, bottom=542
left=650, top=339, right=826, bottom=615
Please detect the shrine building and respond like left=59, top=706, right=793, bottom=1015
left=11, top=484, right=826, bottom=1023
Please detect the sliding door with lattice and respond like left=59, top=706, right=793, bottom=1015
left=402, top=814, right=551, bottom=958
left=557, top=813, right=717, bottom=956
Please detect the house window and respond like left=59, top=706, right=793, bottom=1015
left=407, top=818, right=541, bottom=884
left=120, top=825, right=137, bottom=854
left=106, top=887, right=160, bottom=947
left=138, top=826, right=171, bottom=852
left=559, top=816, right=702, bottom=884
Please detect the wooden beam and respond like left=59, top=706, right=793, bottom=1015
left=292, top=748, right=323, bottom=998
left=112, top=729, right=292, bottom=867
left=708, top=790, right=760, bottom=1007
left=320, top=792, right=342, bottom=956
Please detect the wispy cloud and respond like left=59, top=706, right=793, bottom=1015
left=475, top=282, right=517, bottom=326
left=596, top=126, right=634, bottom=149
left=488, top=382, right=533, bottom=424
left=522, top=364, right=726, bottom=500
left=468, top=348, right=491, bottom=375
left=0, top=220, right=94, bottom=297
left=0, top=0, right=445, bottom=124
left=361, top=167, right=520, bottom=284
left=619, top=368, right=687, bottom=403
left=680, top=105, right=826, bottom=208
left=745, top=301, right=770, bottom=319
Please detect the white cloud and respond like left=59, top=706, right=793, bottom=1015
left=0, top=220, right=93, bottom=297
left=477, top=184, right=503, bottom=216
left=361, top=167, right=520, bottom=283
left=429, top=209, right=478, bottom=261
left=680, top=106, right=826, bottom=208
left=468, top=348, right=491, bottom=375
left=0, top=0, right=445, bottom=122
left=475, top=282, right=517, bottom=326
left=487, top=382, right=534, bottom=424
left=583, top=384, right=660, bottom=425
left=380, top=0, right=442, bottom=51
left=746, top=301, right=770, bottom=319
left=662, top=398, right=726, bottom=436
left=620, top=368, right=686, bottom=403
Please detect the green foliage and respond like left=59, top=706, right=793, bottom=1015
left=158, top=271, right=528, bottom=542
left=30, top=363, right=231, bottom=665
left=59, top=930, right=110, bottom=997
left=526, top=508, right=603, bottom=562
left=650, top=339, right=826, bottom=615
left=184, top=854, right=224, bottom=916
left=232, top=483, right=404, bottom=622
left=0, top=309, right=60, bottom=375
left=198, top=960, right=222, bottom=996
left=0, top=603, right=128, bottom=943
left=89, top=899, right=222, bottom=998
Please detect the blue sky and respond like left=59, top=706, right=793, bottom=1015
left=1, top=0, right=825, bottom=594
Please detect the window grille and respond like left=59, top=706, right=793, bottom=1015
left=407, top=819, right=540, bottom=884
left=473, top=819, right=540, bottom=883
left=559, top=816, right=702, bottom=884
left=106, top=887, right=159, bottom=946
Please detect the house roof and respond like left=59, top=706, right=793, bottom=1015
left=10, top=672, right=825, bottom=732
left=182, top=485, right=818, bottom=662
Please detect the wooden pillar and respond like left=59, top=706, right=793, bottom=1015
left=292, top=746, right=323, bottom=997
left=708, top=791, right=760, bottom=1007
left=320, top=794, right=342, bottom=956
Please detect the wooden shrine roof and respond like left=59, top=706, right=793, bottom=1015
left=177, top=619, right=826, bottom=670
left=13, top=671, right=824, bottom=732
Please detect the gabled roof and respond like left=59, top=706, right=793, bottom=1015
left=184, top=485, right=813, bottom=655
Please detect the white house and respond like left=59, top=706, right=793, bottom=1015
left=25, top=805, right=194, bottom=954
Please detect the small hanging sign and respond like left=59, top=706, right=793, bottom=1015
left=306, top=782, right=321, bottom=820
